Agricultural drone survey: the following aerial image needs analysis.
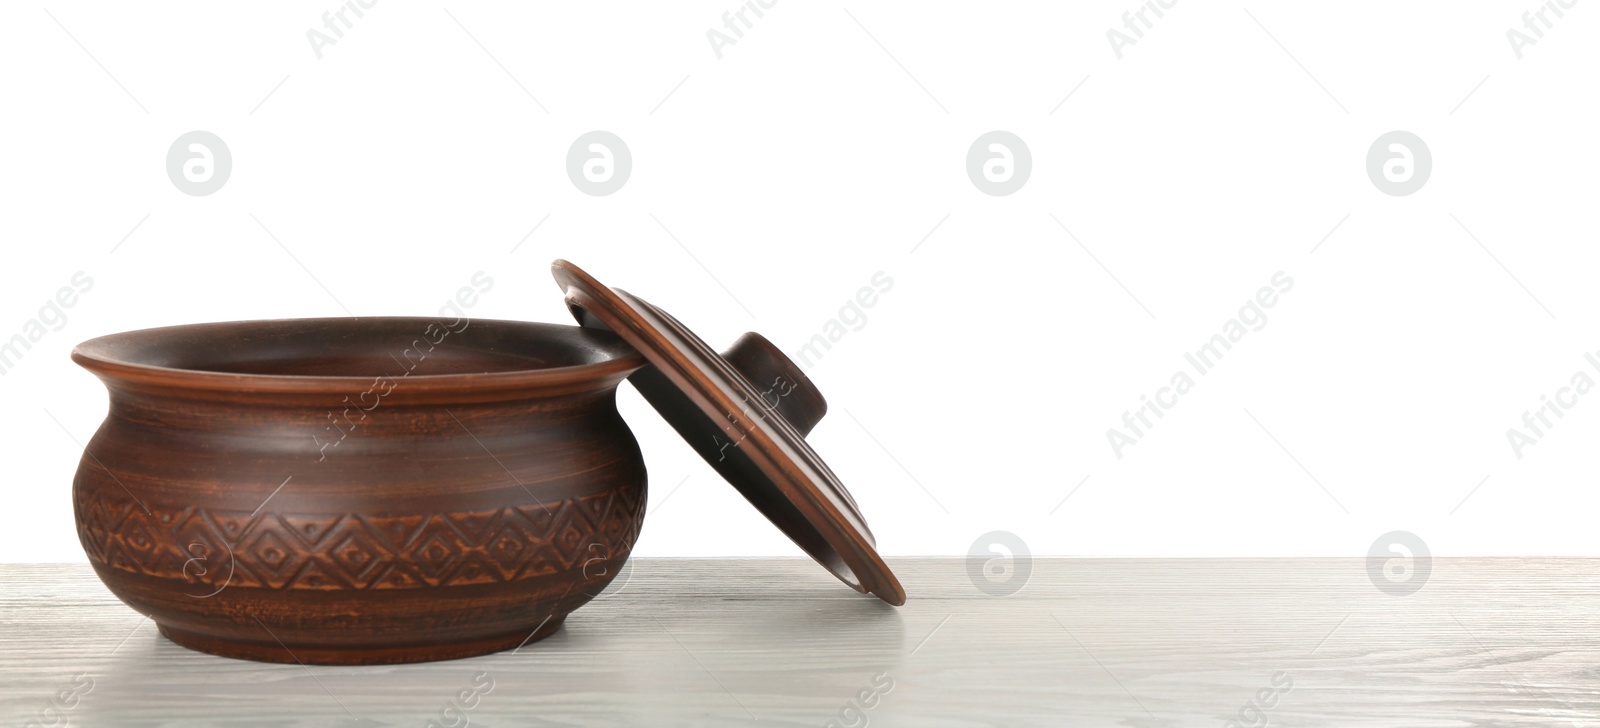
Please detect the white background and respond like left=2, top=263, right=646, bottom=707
left=2, top=2, right=1596, bottom=562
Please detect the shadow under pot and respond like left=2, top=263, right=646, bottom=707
left=70, top=317, right=648, bottom=665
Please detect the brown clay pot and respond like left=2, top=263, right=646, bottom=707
left=70, top=317, right=648, bottom=665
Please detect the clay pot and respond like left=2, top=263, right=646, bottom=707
left=70, top=317, right=647, bottom=665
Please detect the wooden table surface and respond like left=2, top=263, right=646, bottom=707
left=2, top=558, right=1597, bottom=727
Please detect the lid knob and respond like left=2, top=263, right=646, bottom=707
left=720, top=332, right=827, bottom=437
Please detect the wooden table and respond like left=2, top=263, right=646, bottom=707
left=2, top=559, right=1596, bottom=726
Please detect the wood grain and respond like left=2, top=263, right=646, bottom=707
left=3, top=558, right=1599, bottom=726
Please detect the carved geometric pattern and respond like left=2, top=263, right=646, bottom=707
left=75, top=486, right=646, bottom=592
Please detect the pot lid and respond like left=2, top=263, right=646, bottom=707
left=552, top=260, right=905, bottom=606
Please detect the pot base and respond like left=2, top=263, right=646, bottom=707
left=156, top=616, right=568, bottom=665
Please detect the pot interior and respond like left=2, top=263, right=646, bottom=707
left=75, top=317, right=638, bottom=379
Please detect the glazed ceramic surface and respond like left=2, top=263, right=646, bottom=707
left=71, top=317, right=647, bottom=664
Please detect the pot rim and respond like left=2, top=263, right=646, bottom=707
left=72, top=316, right=645, bottom=397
